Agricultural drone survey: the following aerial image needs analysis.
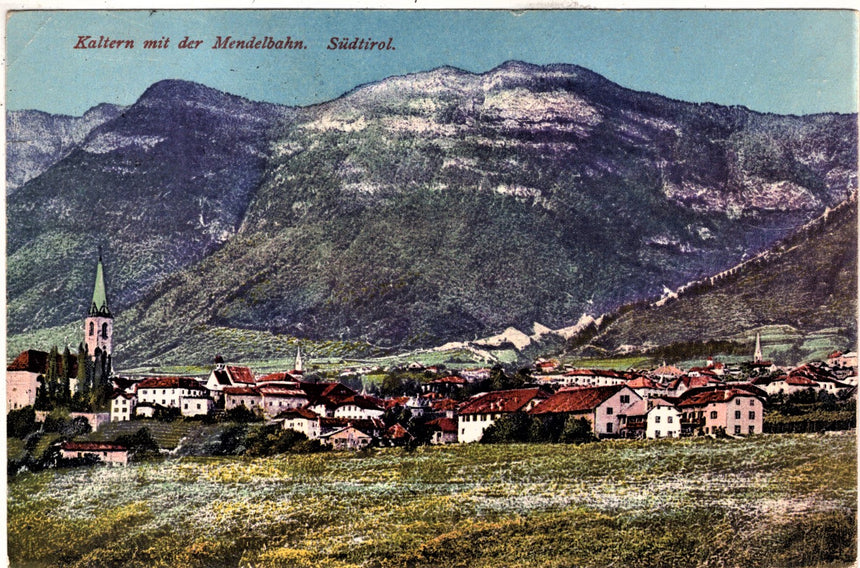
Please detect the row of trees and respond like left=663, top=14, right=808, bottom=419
left=480, top=412, right=597, bottom=445
left=36, top=343, right=113, bottom=412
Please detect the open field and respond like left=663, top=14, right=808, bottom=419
left=7, top=433, right=857, bottom=568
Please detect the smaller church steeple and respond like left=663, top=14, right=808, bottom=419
left=294, top=346, right=303, bottom=373
left=753, top=332, right=763, bottom=363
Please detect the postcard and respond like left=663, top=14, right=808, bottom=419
left=5, top=8, right=858, bottom=568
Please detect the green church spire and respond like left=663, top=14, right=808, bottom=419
left=89, top=254, right=112, bottom=317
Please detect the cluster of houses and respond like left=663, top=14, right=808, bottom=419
left=31, top=343, right=859, bottom=465
left=9, top=257, right=859, bottom=463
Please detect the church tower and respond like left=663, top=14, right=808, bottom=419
left=85, top=254, right=113, bottom=360
left=294, top=346, right=303, bottom=373
left=753, top=332, right=763, bottom=363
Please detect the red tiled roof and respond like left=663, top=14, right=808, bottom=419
left=458, top=388, right=547, bottom=415
left=227, top=366, right=255, bottom=384
left=257, top=372, right=297, bottom=383
left=563, top=369, right=623, bottom=378
left=384, top=397, right=410, bottom=409
left=386, top=423, right=412, bottom=439
left=429, top=376, right=467, bottom=385
left=431, top=398, right=459, bottom=411
left=669, top=375, right=715, bottom=390
left=223, top=386, right=261, bottom=396
left=7, top=350, right=49, bottom=373
left=626, top=376, right=659, bottom=389
left=426, top=417, right=457, bottom=432
left=7, top=349, right=78, bottom=376
left=110, top=390, right=136, bottom=400
left=785, top=375, right=819, bottom=386
left=336, top=395, right=383, bottom=411
left=137, top=377, right=206, bottom=390
left=652, top=365, right=684, bottom=377
left=529, top=385, right=626, bottom=415
left=789, top=365, right=840, bottom=383
left=319, top=417, right=384, bottom=430
left=277, top=408, right=319, bottom=420
left=258, top=385, right=307, bottom=397
left=688, top=367, right=718, bottom=376
left=61, top=441, right=127, bottom=452
left=300, top=381, right=356, bottom=402
left=678, top=388, right=760, bottom=407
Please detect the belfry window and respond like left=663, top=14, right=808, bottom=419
left=102, top=323, right=109, bottom=339
left=89, top=322, right=94, bottom=336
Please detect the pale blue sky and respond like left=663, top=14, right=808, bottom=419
left=6, top=9, right=858, bottom=116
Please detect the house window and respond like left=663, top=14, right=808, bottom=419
left=667, top=416, right=673, bottom=424
left=620, top=395, right=630, bottom=403
left=655, top=430, right=661, bottom=438
left=734, top=425, right=741, bottom=434
left=606, top=407, right=613, bottom=415
left=750, top=399, right=756, bottom=406
left=655, top=416, right=661, bottom=423
left=749, top=425, right=755, bottom=434
left=197, top=403, right=201, bottom=410
left=606, top=423, right=613, bottom=433
left=748, top=411, right=755, bottom=420
left=735, top=411, right=741, bottom=419
left=710, top=411, right=718, bottom=419
left=735, top=399, right=741, bottom=405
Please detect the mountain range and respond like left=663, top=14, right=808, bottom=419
left=6, top=61, right=857, bottom=366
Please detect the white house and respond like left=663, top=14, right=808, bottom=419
left=110, top=392, right=137, bottom=422
left=645, top=400, right=682, bottom=439
left=279, top=408, right=322, bottom=439
left=457, top=388, right=549, bottom=443
left=135, top=376, right=210, bottom=413
left=258, top=385, right=310, bottom=417
left=223, top=386, right=263, bottom=412
left=332, top=396, right=385, bottom=421
left=181, top=395, right=214, bottom=417
left=558, top=369, right=628, bottom=387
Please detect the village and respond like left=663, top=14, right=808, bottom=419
left=6, top=256, right=858, bottom=466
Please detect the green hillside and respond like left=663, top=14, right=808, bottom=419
left=580, top=197, right=857, bottom=361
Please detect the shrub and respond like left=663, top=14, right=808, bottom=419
left=480, top=412, right=533, bottom=444
left=223, top=405, right=263, bottom=423
left=559, top=417, right=597, bottom=444
left=7, top=406, right=37, bottom=439
left=114, top=427, right=160, bottom=459
left=245, top=424, right=320, bottom=456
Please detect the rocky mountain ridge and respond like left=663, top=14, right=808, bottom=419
left=7, top=62, right=857, bottom=365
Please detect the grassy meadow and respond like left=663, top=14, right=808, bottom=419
left=7, top=433, right=857, bottom=568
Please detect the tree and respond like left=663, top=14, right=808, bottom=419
left=530, top=414, right=567, bottom=443
left=59, top=346, right=72, bottom=402
left=58, top=416, right=92, bottom=440
left=223, top=405, right=263, bottom=423
left=480, top=412, right=533, bottom=443
left=115, top=427, right=160, bottom=460
left=34, top=377, right=50, bottom=411
left=45, top=346, right=60, bottom=401
left=76, top=343, right=90, bottom=400
left=559, top=417, right=597, bottom=444
left=7, top=406, right=37, bottom=439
